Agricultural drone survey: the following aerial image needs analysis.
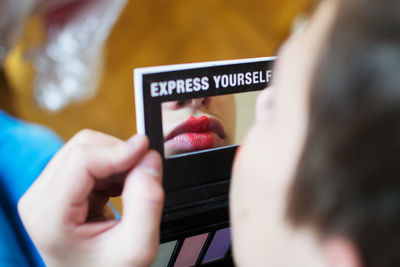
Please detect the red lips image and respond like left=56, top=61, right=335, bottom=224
left=164, top=115, right=227, bottom=155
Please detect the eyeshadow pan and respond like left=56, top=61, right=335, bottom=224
left=174, top=233, right=208, bottom=267
left=151, top=241, right=177, bottom=267
left=202, top=228, right=231, bottom=263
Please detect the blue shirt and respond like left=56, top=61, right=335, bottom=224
left=0, top=110, right=63, bottom=266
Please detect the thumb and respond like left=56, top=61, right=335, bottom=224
left=118, top=150, right=164, bottom=264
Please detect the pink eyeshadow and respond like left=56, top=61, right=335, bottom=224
left=174, top=233, right=208, bottom=267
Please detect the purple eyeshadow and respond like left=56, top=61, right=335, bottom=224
left=174, top=233, right=208, bottom=267
left=202, top=228, right=231, bottom=263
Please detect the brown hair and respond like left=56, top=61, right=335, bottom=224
left=287, top=0, right=400, bottom=266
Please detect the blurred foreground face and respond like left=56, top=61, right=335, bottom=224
left=230, top=0, right=338, bottom=266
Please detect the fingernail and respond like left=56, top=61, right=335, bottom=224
left=139, top=152, right=162, bottom=176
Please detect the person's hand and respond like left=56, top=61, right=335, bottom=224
left=18, top=130, right=164, bottom=267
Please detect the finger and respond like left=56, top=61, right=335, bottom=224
left=37, top=135, right=148, bottom=228
left=61, top=134, right=149, bottom=203
left=118, top=151, right=164, bottom=257
left=23, top=131, right=137, bottom=206
left=74, top=220, right=119, bottom=239
left=41, top=130, right=127, bottom=180
left=21, top=133, right=148, bottom=237
left=69, top=129, right=125, bottom=147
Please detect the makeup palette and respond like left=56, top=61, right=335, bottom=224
left=134, top=58, right=275, bottom=252
left=152, top=227, right=232, bottom=267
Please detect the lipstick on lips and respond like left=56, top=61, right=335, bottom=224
left=165, top=116, right=227, bottom=155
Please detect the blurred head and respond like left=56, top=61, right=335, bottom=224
left=231, top=0, right=400, bottom=266
left=162, top=95, right=236, bottom=157
left=288, top=0, right=400, bottom=266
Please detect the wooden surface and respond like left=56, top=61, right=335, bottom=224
left=1, top=0, right=311, bottom=211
